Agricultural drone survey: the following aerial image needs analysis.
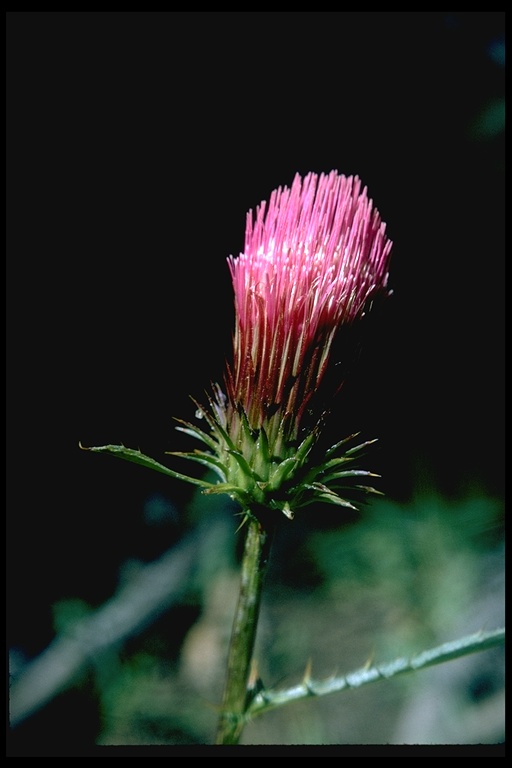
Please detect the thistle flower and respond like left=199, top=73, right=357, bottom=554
left=171, top=171, right=393, bottom=521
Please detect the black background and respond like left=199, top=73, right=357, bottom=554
left=6, top=10, right=505, bottom=740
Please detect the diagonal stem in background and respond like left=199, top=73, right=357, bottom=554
left=246, top=626, right=505, bottom=720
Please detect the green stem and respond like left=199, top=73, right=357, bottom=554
left=246, top=626, right=505, bottom=719
left=215, top=513, right=275, bottom=745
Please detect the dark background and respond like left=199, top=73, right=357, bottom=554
left=7, top=12, right=505, bottom=751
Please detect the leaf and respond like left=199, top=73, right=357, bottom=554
left=299, top=483, right=359, bottom=510
left=174, top=418, right=219, bottom=452
left=344, top=438, right=378, bottom=456
left=166, top=450, right=228, bottom=481
left=269, top=456, right=298, bottom=489
left=325, top=432, right=361, bottom=458
left=79, top=443, right=215, bottom=489
left=202, top=483, right=251, bottom=508
left=256, top=426, right=270, bottom=466
left=228, top=449, right=258, bottom=481
left=320, top=470, right=380, bottom=484
left=294, top=431, right=317, bottom=464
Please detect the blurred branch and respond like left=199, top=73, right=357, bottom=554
left=247, top=627, right=505, bottom=720
left=9, top=518, right=232, bottom=728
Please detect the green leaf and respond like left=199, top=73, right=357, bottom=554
left=210, top=419, right=238, bottom=454
left=345, top=438, right=378, bottom=456
left=79, top=443, right=215, bottom=489
left=256, top=426, right=270, bottom=466
left=237, top=406, right=258, bottom=446
left=269, top=499, right=295, bottom=520
left=299, top=491, right=358, bottom=510
left=294, top=431, right=317, bottom=464
left=320, top=469, right=380, bottom=484
left=269, top=456, right=298, bottom=489
left=325, top=432, right=361, bottom=458
left=167, top=450, right=228, bottom=481
left=202, top=483, right=251, bottom=507
left=228, top=449, right=258, bottom=481
left=315, top=494, right=359, bottom=509
left=300, top=483, right=358, bottom=509
left=353, top=485, right=385, bottom=496
left=174, top=418, right=219, bottom=452
left=318, top=457, right=354, bottom=471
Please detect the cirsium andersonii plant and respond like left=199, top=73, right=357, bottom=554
left=83, top=171, right=394, bottom=744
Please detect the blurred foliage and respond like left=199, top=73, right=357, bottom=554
left=33, top=486, right=503, bottom=746
left=305, top=492, right=503, bottom=636
left=52, top=598, right=93, bottom=636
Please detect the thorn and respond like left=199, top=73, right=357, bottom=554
left=303, top=658, right=313, bottom=685
left=303, top=658, right=317, bottom=694
left=363, top=648, right=375, bottom=670
left=235, top=514, right=250, bottom=534
left=78, top=441, right=88, bottom=450
left=248, top=658, right=260, bottom=690
left=245, top=659, right=265, bottom=706
left=281, top=502, right=294, bottom=520
left=324, top=666, right=338, bottom=684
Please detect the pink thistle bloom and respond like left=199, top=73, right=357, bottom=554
left=170, top=170, right=393, bottom=519
left=224, top=171, right=392, bottom=455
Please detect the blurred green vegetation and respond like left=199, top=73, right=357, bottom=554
left=17, top=484, right=501, bottom=746
left=305, top=493, right=504, bottom=650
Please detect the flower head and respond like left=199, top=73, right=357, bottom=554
left=227, top=171, right=392, bottom=443
left=172, top=171, right=393, bottom=520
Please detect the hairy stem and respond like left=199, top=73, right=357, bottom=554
left=215, top=514, right=275, bottom=745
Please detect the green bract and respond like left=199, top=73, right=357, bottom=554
left=168, top=395, right=383, bottom=521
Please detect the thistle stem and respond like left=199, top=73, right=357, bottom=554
left=215, top=513, right=275, bottom=745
